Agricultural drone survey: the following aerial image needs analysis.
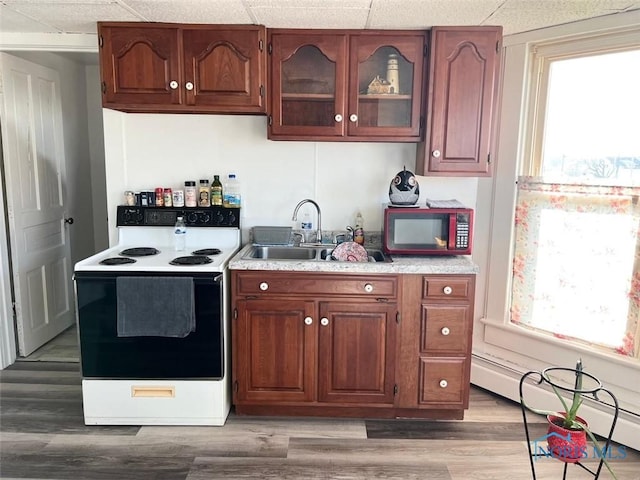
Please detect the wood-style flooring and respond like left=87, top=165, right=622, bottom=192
left=2, top=361, right=639, bottom=480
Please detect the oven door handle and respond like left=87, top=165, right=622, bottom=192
left=213, top=273, right=223, bottom=284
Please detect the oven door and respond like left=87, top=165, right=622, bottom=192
left=74, top=272, right=223, bottom=379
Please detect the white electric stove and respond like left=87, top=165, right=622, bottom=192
left=74, top=206, right=241, bottom=426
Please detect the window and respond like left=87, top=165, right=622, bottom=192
left=511, top=44, right=640, bottom=357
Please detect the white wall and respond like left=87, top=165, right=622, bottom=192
left=102, top=111, right=479, bottom=245
left=85, top=66, right=108, bottom=252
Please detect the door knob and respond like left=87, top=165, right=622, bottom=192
left=64, top=218, right=74, bottom=225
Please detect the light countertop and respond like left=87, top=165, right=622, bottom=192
left=228, top=244, right=479, bottom=275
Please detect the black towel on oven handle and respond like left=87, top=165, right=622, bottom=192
left=116, top=276, right=195, bottom=337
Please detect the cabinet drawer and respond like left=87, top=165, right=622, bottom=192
left=236, top=272, right=397, bottom=298
left=422, top=276, right=472, bottom=300
left=418, top=357, right=467, bottom=406
left=420, top=305, right=471, bottom=354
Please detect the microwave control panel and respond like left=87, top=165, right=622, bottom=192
left=455, top=213, right=471, bottom=250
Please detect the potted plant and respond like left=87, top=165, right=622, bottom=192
left=521, top=359, right=618, bottom=479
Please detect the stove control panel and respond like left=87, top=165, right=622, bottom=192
left=117, top=206, right=240, bottom=228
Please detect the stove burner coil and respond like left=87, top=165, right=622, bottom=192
left=192, top=248, right=221, bottom=256
left=170, top=255, right=213, bottom=266
left=120, top=247, right=160, bottom=257
left=100, top=257, right=137, bottom=266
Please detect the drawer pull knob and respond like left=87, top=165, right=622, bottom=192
left=441, top=327, right=450, bottom=336
left=320, top=317, right=329, bottom=326
left=335, top=114, right=343, bottom=122
left=304, top=316, right=313, bottom=325
left=169, top=80, right=178, bottom=90
left=259, top=282, right=269, bottom=291
left=185, top=81, right=194, bottom=91
left=364, top=283, right=373, bottom=293
left=439, top=379, right=448, bottom=388
left=349, top=114, right=358, bottom=122
left=432, top=149, right=441, bottom=158
left=443, top=286, right=453, bottom=295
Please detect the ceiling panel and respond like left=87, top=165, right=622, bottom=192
left=367, top=0, right=504, bottom=29
left=0, top=0, right=639, bottom=37
left=252, top=7, right=370, bottom=29
left=0, top=4, right=60, bottom=33
left=487, top=0, right=640, bottom=34
left=249, top=0, right=371, bottom=29
left=125, top=0, right=254, bottom=24
left=2, top=2, right=142, bottom=33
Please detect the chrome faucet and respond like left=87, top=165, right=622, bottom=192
left=292, top=199, right=322, bottom=244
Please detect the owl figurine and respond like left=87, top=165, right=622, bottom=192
left=389, top=167, right=420, bottom=205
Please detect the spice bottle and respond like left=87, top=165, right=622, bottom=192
left=155, top=187, right=164, bottom=207
left=163, top=188, right=173, bottom=207
left=211, top=175, right=223, bottom=206
left=198, top=179, right=210, bottom=207
left=184, top=181, right=197, bottom=207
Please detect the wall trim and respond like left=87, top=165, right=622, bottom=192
left=0, top=32, right=98, bottom=52
left=471, top=354, right=640, bottom=451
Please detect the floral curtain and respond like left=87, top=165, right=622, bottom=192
left=511, top=177, right=640, bottom=358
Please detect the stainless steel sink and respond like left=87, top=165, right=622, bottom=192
left=243, top=246, right=318, bottom=260
left=319, top=248, right=391, bottom=263
left=242, top=245, right=392, bottom=262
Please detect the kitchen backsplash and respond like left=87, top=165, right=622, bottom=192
left=102, top=110, right=478, bottom=246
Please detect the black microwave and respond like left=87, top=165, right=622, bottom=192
left=383, top=207, right=473, bottom=255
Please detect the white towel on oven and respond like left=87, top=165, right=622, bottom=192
left=116, top=276, right=195, bottom=337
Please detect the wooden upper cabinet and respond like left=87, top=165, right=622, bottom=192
left=417, top=26, right=502, bottom=176
left=268, top=29, right=426, bottom=142
left=269, top=32, right=347, bottom=139
left=99, top=25, right=182, bottom=106
left=98, top=22, right=267, bottom=114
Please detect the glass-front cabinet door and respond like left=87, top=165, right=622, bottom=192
left=269, top=32, right=347, bottom=139
left=268, top=30, right=426, bottom=141
left=348, top=33, right=426, bottom=140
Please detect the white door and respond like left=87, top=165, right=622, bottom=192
left=0, top=53, right=74, bottom=356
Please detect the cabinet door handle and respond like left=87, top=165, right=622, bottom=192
left=169, top=80, right=178, bottom=90
left=334, top=114, right=343, bottom=122
left=432, top=149, right=441, bottom=158
left=185, top=82, right=194, bottom=91
left=364, top=283, right=373, bottom=293
left=320, top=317, right=329, bottom=326
left=439, top=379, right=448, bottom=388
left=304, top=316, right=313, bottom=325
left=259, top=282, right=268, bottom=291
left=349, top=114, right=358, bottom=123
left=441, top=327, right=450, bottom=336
left=443, top=286, right=452, bottom=295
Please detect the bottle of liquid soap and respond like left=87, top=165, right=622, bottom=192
left=354, top=211, right=365, bottom=245
left=174, top=216, right=187, bottom=251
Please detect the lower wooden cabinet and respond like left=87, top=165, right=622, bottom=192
left=397, top=274, right=475, bottom=417
left=232, top=270, right=475, bottom=419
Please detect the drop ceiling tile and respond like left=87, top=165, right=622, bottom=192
left=246, top=0, right=371, bottom=7
left=3, top=3, right=142, bottom=33
left=251, top=5, right=370, bottom=29
left=123, top=0, right=253, bottom=24
left=0, top=4, right=60, bottom=32
left=367, top=0, right=504, bottom=29
left=488, top=0, right=640, bottom=35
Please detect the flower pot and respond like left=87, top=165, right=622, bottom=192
left=546, top=413, right=588, bottom=463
